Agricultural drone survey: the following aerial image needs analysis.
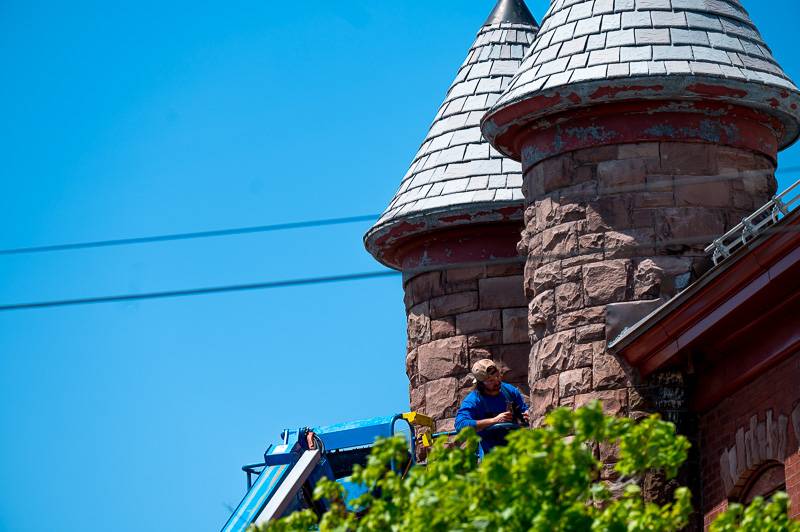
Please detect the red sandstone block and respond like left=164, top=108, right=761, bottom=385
left=535, top=330, right=578, bottom=377
left=597, top=158, right=647, bottom=190
left=555, top=307, right=605, bottom=333
left=486, top=262, right=524, bottom=277
left=586, top=197, right=633, bottom=231
left=502, top=308, right=529, bottom=344
left=478, top=275, right=526, bottom=309
left=466, top=330, right=504, bottom=348
left=540, top=222, right=580, bottom=261
left=455, top=309, right=501, bottom=335
left=605, top=228, right=656, bottom=259
left=405, top=271, right=444, bottom=308
left=593, top=350, right=628, bottom=391
left=618, top=142, right=660, bottom=160
left=582, top=260, right=631, bottom=306
left=530, top=374, right=559, bottom=419
left=417, top=337, right=468, bottom=381
left=633, top=190, right=674, bottom=209
left=430, top=317, right=456, bottom=340
left=574, top=389, right=627, bottom=417
left=559, top=368, right=593, bottom=398
left=660, top=142, right=718, bottom=175
left=656, top=207, right=727, bottom=243
left=429, top=291, right=479, bottom=319
left=674, top=178, right=734, bottom=208
left=540, top=155, right=575, bottom=193
left=717, top=145, right=758, bottom=173
left=573, top=144, right=618, bottom=163
left=555, top=282, right=584, bottom=313
left=494, top=343, right=530, bottom=383
left=446, top=266, right=486, bottom=284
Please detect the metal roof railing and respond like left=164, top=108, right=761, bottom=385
left=706, top=178, right=800, bottom=267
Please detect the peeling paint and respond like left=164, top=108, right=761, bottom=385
left=439, top=213, right=473, bottom=224
left=372, top=220, right=427, bottom=249
left=589, top=84, right=664, bottom=100
left=686, top=83, right=747, bottom=99
left=564, top=125, right=617, bottom=143
left=644, top=123, right=676, bottom=137
left=522, top=145, right=552, bottom=166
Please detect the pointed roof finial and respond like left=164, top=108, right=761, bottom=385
left=364, top=2, right=539, bottom=268
left=485, top=0, right=536, bottom=27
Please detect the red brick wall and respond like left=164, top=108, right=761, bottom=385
left=700, top=354, right=800, bottom=522
left=704, top=500, right=728, bottom=530
left=520, top=141, right=776, bottom=425
left=404, top=262, right=530, bottom=432
left=788, top=452, right=800, bottom=520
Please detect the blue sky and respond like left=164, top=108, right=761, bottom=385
left=1, top=1, right=799, bottom=531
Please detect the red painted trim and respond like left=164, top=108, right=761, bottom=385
left=516, top=101, right=781, bottom=167
left=692, top=294, right=800, bottom=411
left=391, top=223, right=523, bottom=271
left=365, top=204, right=525, bottom=270
left=482, top=77, right=800, bottom=158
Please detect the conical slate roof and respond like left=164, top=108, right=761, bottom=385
left=483, top=0, right=800, bottom=154
left=365, top=1, right=539, bottom=268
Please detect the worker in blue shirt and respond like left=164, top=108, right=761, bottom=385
left=455, top=359, right=530, bottom=454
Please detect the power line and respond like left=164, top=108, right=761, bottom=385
left=0, top=214, right=381, bottom=257
left=0, top=270, right=402, bottom=312
left=2, top=223, right=798, bottom=313
left=1, top=165, right=798, bottom=258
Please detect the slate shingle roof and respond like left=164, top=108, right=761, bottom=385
left=483, top=0, right=800, bottom=151
left=365, top=1, right=539, bottom=267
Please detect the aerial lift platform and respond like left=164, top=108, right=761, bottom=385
left=220, top=412, right=434, bottom=532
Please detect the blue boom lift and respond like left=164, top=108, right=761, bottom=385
left=220, top=412, right=434, bottom=532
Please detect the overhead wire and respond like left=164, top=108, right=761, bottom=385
left=0, top=214, right=381, bottom=256
left=0, top=166, right=797, bottom=312
left=0, top=165, right=798, bottom=257
left=1, top=224, right=798, bottom=313
left=0, top=271, right=402, bottom=312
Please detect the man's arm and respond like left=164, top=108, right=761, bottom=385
left=456, top=395, right=513, bottom=432
left=475, top=411, right=513, bottom=430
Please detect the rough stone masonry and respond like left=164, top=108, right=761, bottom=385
left=519, top=141, right=775, bottom=425
left=404, top=262, right=529, bottom=432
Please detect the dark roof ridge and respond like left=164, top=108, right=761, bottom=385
left=484, top=0, right=537, bottom=27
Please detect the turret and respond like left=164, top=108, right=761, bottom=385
left=364, top=0, right=539, bottom=431
left=482, top=0, right=800, bottom=500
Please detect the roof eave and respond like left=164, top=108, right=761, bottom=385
left=609, top=209, right=800, bottom=379
left=482, top=74, right=800, bottom=160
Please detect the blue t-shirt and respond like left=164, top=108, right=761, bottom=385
left=455, top=383, right=529, bottom=452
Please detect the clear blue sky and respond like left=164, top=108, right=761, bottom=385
left=0, top=1, right=798, bottom=531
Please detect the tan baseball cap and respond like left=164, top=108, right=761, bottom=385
left=471, top=359, right=500, bottom=382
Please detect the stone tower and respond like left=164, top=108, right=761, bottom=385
left=482, top=0, right=800, bottom=430
left=364, top=0, right=539, bottom=432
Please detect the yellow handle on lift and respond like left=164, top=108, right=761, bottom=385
left=402, top=411, right=435, bottom=447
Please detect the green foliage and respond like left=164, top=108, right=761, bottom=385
left=253, top=402, right=796, bottom=531
left=710, top=493, right=800, bottom=532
